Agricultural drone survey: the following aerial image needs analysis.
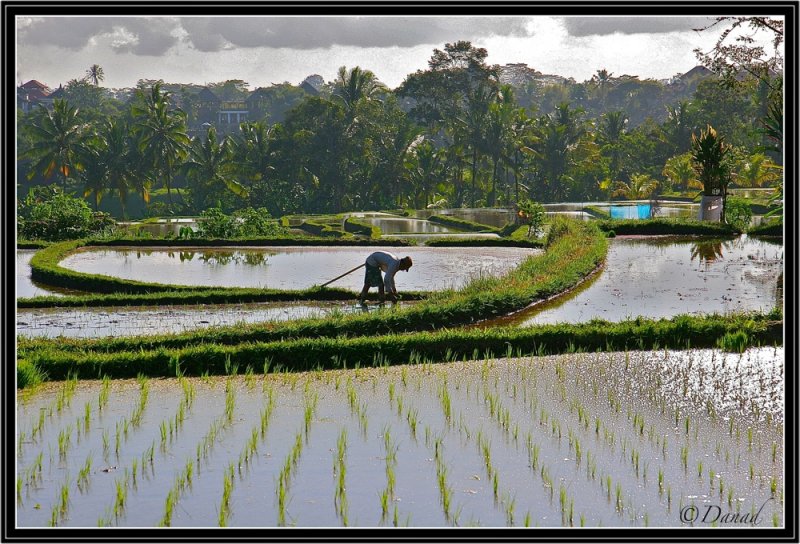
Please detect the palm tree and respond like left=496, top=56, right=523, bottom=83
left=132, top=83, right=190, bottom=212
left=691, top=125, right=732, bottom=220
left=597, top=110, right=628, bottom=181
left=611, top=173, right=659, bottom=199
left=662, top=153, right=697, bottom=192
left=332, top=66, right=386, bottom=112
left=181, top=126, right=248, bottom=212
left=735, top=153, right=781, bottom=188
left=19, top=99, right=87, bottom=188
left=483, top=84, right=517, bottom=206
left=405, top=138, right=442, bottom=208
left=85, top=64, right=105, bottom=86
left=457, top=84, right=494, bottom=207
left=591, top=68, right=614, bottom=108
left=79, top=119, right=135, bottom=214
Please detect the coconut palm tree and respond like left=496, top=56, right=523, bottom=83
left=662, top=152, right=697, bottom=192
left=332, top=66, right=386, bottom=112
left=611, top=173, right=659, bottom=199
left=84, top=64, right=105, bottom=86
left=597, top=110, right=628, bottom=181
left=132, top=83, right=190, bottom=212
left=79, top=118, right=135, bottom=215
left=19, top=99, right=87, bottom=188
left=735, top=153, right=782, bottom=187
left=181, top=126, right=248, bottom=212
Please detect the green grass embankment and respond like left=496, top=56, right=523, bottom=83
left=17, top=312, right=781, bottom=385
left=595, top=218, right=737, bottom=236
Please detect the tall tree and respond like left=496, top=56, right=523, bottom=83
left=332, top=66, right=386, bottom=112
left=84, top=64, right=105, bottom=86
left=80, top=118, right=136, bottom=216
left=597, top=110, right=628, bottom=181
left=181, top=126, right=248, bottom=212
left=131, top=83, right=190, bottom=211
left=19, top=99, right=87, bottom=189
left=693, top=17, right=784, bottom=92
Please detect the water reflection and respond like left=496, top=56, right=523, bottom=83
left=483, top=235, right=783, bottom=326
left=59, top=246, right=537, bottom=291
left=689, top=239, right=726, bottom=263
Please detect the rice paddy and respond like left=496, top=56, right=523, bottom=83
left=16, top=347, right=784, bottom=528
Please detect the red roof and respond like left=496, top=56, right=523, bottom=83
left=20, top=80, right=51, bottom=92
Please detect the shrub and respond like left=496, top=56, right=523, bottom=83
left=17, top=187, right=114, bottom=241
left=517, top=198, right=547, bottom=237
left=196, top=207, right=287, bottom=238
left=724, top=197, right=753, bottom=233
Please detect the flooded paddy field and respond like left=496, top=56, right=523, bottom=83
left=16, top=301, right=406, bottom=339
left=15, top=348, right=783, bottom=528
left=57, top=246, right=537, bottom=292
left=17, top=251, right=84, bottom=298
left=500, top=235, right=782, bottom=327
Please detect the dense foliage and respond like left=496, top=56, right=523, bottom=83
left=17, top=186, right=116, bottom=241
left=17, top=41, right=783, bottom=220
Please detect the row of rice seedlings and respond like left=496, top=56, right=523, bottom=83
left=235, top=391, right=278, bottom=481
left=379, top=426, right=398, bottom=524
left=48, top=475, right=71, bottom=527
left=158, top=381, right=239, bottom=527
left=276, top=429, right=306, bottom=526
left=76, top=454, right=92, bottom=493
left=333, top=428, right=348, bottom=526
left=128, top=375, right=150, bottom=428
left=438, top=377, right=453, bottom=425
left=343, top=378, right=369, bottom=437
left=22, top=374, right=81, bottom=451
left=158, top=457, right=196, bottom=527
left=433, top=437, right=455, bottom=524
left=218, top=464, right=235, bottom=527
left=57, top=425, right=73, bottom=459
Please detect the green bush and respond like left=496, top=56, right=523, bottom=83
left=196, top=207, right=287, bottom=238
left=724, top=197, right=752, bottom=233
left=18, top=187, right=115, bottom=241
left=517, top=198, right=547, bottom=237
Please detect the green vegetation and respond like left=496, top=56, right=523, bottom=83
left=748, top=219, right=782, bottom=237
left=194, top=207, right=287, bottom=238
left=17, top=37, right=782, bottom=221
left=595, top=218, right=736, bottom=236
left=427, top=214, right=501, bottom=233
left=17, top=311, right=779, bottom=383
left=17, top=187, right=116, bottom=242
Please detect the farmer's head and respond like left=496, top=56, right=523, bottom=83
left=400, top=256, right=413, bottom=271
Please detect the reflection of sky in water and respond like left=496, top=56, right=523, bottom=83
left=508, top=235, right=783, bottom=325
left=16, top=251, right=73, bottom=298
left=15, top=348, right=783, bottom=528
left=58, top=246, right=538, bottom=291
left=17, top=301, right=399, bottom=338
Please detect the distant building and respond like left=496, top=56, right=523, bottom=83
left=17, top=80, right=52, bottom=113
left=300, top=74, right=325, bottom=95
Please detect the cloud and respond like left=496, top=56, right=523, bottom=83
left=180, top=16, right=533, bottom=51
left=17, top=16, right=533, bottom=56
left=561, top=16, right=716, bottom=37
left=17, top=16, right=181, bottom=55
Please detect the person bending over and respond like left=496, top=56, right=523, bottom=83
left=358, top=251, right=412, bottom=304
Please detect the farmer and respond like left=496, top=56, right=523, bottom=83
left=358, top=251, right=413, bottom=304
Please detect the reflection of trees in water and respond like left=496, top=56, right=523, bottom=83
left=190, top=251, right=268, bottom=266
left=690, top=240, right=726, bottom=263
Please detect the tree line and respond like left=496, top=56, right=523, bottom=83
left=17, top=40, right=782, bottom=219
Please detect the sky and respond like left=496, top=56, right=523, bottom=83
left=14, top=14, right=784, bottom=91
